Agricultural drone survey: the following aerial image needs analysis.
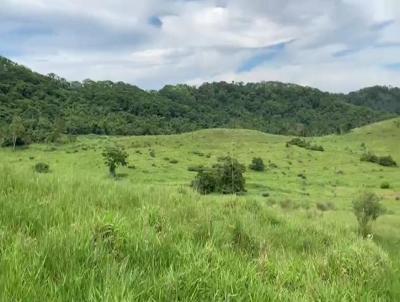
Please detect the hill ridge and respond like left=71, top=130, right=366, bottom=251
left=0, top=56, right=398, bottom=146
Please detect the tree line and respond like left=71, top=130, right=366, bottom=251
left=1, top=56, right=398, bottom=146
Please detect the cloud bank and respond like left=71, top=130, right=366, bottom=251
left=1, top=0, right=400, bottom=92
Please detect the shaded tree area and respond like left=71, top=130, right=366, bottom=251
left=346, top=86, right=400, bottom=115
left=0, top=56, right=397, bottom=146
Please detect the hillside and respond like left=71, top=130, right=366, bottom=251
left=0, top=118, right=399, bottom=300
left=1, top=56, right=397, bottom=145
left=346, top=86, right=400, bottom=114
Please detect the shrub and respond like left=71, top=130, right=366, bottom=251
left=360, top=152, right=378, bottom=163
left=191, top=156, right=246, bottom=194
left=169, top=159, right=179, bottom=164
left=249, top=157, right=265, bottom=171
left=286, top=138, right=324, bottom=152
left=361, top=152, right=397, bottom=167
left=102, top=146, right=128, bottom=177
left=34, top=162, right=50, bottom=173
left=378, top=156, right=397, bottom=167
left=380, top=181, right=390, bottom=189
left=352, top=192, right=385, bottom=238
left=191, top=169, right=217, bottom=194
left=213, top=156, right=246, bottom=194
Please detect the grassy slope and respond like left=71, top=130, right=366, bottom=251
left=0, top=118, right=399, bottom=301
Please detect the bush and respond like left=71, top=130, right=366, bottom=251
left=360, top=152, right=379, bottom=163
left=191, top=156, right=246, bottom=194
left=361, top=152, right=397, bottom=167
left=286, top=138, right=324, bottom=152
left=378, top=156, right=397, bottom=167
left=169, top=159, right=178, bottom=164
left=380, top=181, right=390, bottom=189
left=191, top=169, right=217, bottom=194
left=213, top=156, right=246, bottom=194
left=249, top=157, right=265, bottom=171
left=34, top=162, right=50, bottom=173
left=352, top=192, right=385, bottom=238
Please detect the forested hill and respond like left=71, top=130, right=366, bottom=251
left=0, top=56, right=398, bottom=144
left=345, top=86, right=400, bottom=115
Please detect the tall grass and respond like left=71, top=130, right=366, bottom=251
left=0, top=166, right=396, bottom=301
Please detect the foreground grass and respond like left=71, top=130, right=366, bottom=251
left=0, top=118, right=399, bottom=301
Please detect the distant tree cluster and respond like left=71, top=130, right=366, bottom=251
left=1, top=56, right=397, bottom=147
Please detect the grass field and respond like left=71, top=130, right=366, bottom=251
left=0, top=118, right=399, bottom=301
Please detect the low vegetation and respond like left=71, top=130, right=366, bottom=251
left=0, top=118, right=399, bottom=300
left=249, top=157, right=265, bottom=171
left=352, top=192, right=385, bottom=238
left=286, top=137, right=325, bottom=151
left=34, top=162, right=50, bottom=173
left=192, top=156, right=246, bottom=194
left=360, top=152, right=398, bottom=167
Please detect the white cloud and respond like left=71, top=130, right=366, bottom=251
left=1, top=0, right=399, bottom=92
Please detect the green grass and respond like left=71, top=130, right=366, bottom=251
left=1, top=118, right=399, bottom=301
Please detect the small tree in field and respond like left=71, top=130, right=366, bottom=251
left=213, top=156, right=246, bottom=194
left=191, top=156, right=246, bottom=195
left=249, top=157, right=265, bottom=171
left=352, top=192, right=385, bottom=238
left=102, top=146, right=128, bottom=177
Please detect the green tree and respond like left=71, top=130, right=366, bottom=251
left=249, top=157, right=265, bottom=171
left=191, top=156, right=246, bottom=195
left=102, top=146, right=128, bottom=177
left=352, top=192, right=385, bottom=238
left=191, top=169, right=217, bottom=195
left=214, top=156, right=246, bottom=194
left=9, top=115, right=25, bottom=150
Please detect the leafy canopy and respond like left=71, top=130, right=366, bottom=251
left=102, top=146, right=128, bottom=177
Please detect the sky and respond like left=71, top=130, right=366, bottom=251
left=1, top=0, right=400, bottom=92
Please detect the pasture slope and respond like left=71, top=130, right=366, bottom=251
left=0, top=118, right=399, bottom=301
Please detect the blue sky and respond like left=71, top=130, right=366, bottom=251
left=1, top=0, right=400, bottom=92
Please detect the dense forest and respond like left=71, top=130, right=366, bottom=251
left=0, top=56, right=398, bottom=145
